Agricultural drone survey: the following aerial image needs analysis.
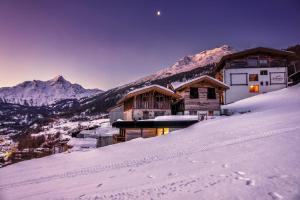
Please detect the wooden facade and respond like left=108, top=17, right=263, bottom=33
left=118, top=85, right=181, bottom=120
left=172, top=76, right=229, bottom=115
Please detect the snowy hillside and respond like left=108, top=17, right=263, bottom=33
left=0, top=85, right=299, bottom=200
left=0, top=76, right=103, bottom=106
left=136, top=45, right=234, bottom=83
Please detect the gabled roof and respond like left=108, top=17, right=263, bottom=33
left=172, top=75, right=230, bottom=91
left=216, top=47, right=298, bottom=71
left=117, top=85, right=181, bottom=104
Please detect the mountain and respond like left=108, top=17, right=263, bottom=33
left=75, top=45, right=235, bottom=113
left=0, top=75, right=103, bottom=106
left=0, top=45, right=234, bottom=135
left=134, top=45, right=235, bottom=84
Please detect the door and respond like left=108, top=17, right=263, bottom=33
left=143, top=111, right=149, bottom=119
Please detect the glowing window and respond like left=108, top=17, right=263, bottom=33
left=157, top=128, right=169, bottom=136
left=249, top=85, right=259, bottom=93
left=249, top=74, right=259, bottom=81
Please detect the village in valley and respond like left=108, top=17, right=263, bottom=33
left=0, top=0, right=300, bottom=199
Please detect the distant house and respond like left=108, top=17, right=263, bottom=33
left=107, top=105, right=124, bottom=124
left=116, top=85, right=181, bottom=121
left=170, top=75, right=229, bottom=116
left=216, top=47, right=298, bottom=104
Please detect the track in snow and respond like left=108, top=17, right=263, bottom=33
left=0, top=126, right=299, bottom=191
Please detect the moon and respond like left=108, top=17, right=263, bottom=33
left=156, top=10, right=161, bottom=16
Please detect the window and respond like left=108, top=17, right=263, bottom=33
left=259, top=59, right=268, bottom=67
left=270, top=72, right=285, bottom=85
left=207, top=88, right=216, bottom=99
left=266, top=81, right=269, bottom=86
left=249, top=74, right=259, bottom=81
left=208, top=111, right=214, bottom=116
left=249, top=85, right=259, bottom=93
left=189, top=110, right=198, bottom=115
left=247, top=58, right=258, bottom=66
left=143, top=111, right=149, bottom=119
left=260, top=70, right=268, bottom=75
left=230, top=73, right=248, bottom=85
left=190, top=87, right=199, bottom=99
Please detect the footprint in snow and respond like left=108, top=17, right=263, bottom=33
left=222, top=164, right=229, bottom=168
left=235, top=171, right=246, bottom=176
left=268, top=192, right=283, bottom=199
left=236, top=176, right=250, bottom=181
left=168, top=172, right=176, bottom=177
left=246, top=180, right=255, bottom=186
left=147, top=175, right=155, bottom=179
left=128, top=168, right=135, bottom=172
left=97, top=183, right=103, bottom=188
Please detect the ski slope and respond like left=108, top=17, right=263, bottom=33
left=0, top=85, right=300, bottom=200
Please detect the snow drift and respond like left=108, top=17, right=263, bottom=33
left=0, top=85, right=300, bottom=200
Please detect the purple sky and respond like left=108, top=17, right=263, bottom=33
left=0, top=0, right=299, bottom=90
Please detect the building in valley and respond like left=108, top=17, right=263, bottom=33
left=216, top=47, right=298, bottom=104
left=116, top=85, right=181, bottom=121
left=170, top=75, right=229, bottom=116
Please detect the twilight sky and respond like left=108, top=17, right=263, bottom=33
left=0, top=0, right=299, bottom=90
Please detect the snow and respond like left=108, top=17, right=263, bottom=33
left=128, top=84, right=175, bottom=95
left=0, top=75, right=103, bottom=106
left=0, top=85, right=300, bottom=199
left=67, top=138, right=98, bottom=151
left=171, top=75, right=230, bottom=90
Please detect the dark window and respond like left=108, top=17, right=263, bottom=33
left=249, top=74, right=259, bottom=81
left=260, top=70, right=268, bottom=75
left=266, top=81, right=269, bottom=86
left=207, top=88, right=216, bottom=99
left=259, top=59, right=268, bottom=67
left=260, top=81, right=264, bottom=86
left=189, top=110, right=198, bottom=115
left=190, top=87, right=199, bottom=99
left=143, top=111, right=149, bottom=119
left=247, top=58, right=258, bottom=66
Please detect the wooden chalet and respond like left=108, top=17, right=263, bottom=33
left=170, top=75, right=229, bottom=116
left=117, top=85, right=181, bottom=121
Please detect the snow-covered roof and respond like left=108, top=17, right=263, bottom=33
left=127, top=84, right=174, bottom=95
left=118, top=85, right=181, bottom=104
left=171, top=75, right=230, bottom=91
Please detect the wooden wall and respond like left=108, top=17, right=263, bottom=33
left=176, top=82, right=222, bottom=112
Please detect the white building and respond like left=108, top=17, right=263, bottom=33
left=216, top=47, right=298, bottom=104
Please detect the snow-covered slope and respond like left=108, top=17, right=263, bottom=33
left=1, top=85, right=300, bottom=200
left=0, top=76, right=103, bottom=106
left=136, top=45, right=234, bottom=83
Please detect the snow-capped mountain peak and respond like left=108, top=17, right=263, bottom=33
left=0, top=76, right=103, bottom=106
left=135, top=45, right=235, bottom=83
left=49, top=75, right=67, bottom=84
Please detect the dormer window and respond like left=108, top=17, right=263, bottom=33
left=190, top=87, right=199, bottom=99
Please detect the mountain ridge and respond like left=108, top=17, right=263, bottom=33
left=0, top=75, right=103, bottom=106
